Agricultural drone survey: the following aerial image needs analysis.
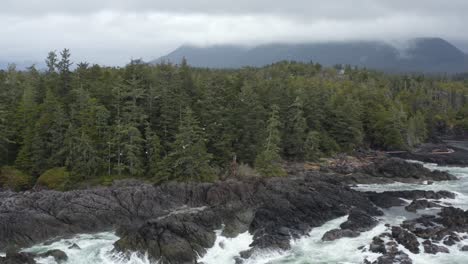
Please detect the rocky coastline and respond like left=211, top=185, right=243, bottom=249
left=0, top=155, right=464, bottom=264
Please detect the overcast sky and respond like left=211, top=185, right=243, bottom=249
left=2, top=0, right=468, bottom=65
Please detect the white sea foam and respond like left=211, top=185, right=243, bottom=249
left=199, top=230, right=253, bottom=264
left=16, top=161, right=468, bottom=264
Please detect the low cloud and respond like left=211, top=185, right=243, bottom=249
left=1, top=1, right=467, bottom=65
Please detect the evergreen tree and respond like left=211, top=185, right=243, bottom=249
left=45, top=51, right=58, bottom=73
left=14, top=83, right=38, bottom=172
left=30, top=89, right=67, bottom=174
left=57, top=48, right=73, bottom=99
left=145, top=125, right=166, bottom=181
left=112, top=77, right=146, bottom=176
left=304, top=131, right=321, bottom=161
left=327, top=95, right=363, bottom=151
left=255, top=105, right=286, bottom=177
left=407, top=111, right=427, bottom=147
left=282, top=97, right=307, bottom=160
left=165, top=107, right=214, bottom=182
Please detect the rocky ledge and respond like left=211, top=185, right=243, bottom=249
left=390, top=141, right=468, bottom=166
left=0, top=157, right=458, bottom=264
left=361, top=205, right=468, bottom=264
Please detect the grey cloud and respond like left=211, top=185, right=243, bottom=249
left=1, top=1, right=467, bottom=65
left=3, top=0, right=468, bottom=19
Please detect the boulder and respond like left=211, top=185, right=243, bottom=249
left=0, top=252, right=36, bottom=264
left=369, top=236, right=386, bottom=254
left=422, top=240, right=449, bottom=254
left=391, top=226, right=420, bottom=254
left=405, top=199, right=441, bottom=212
left=68, top=243, right=81, bottom=250
left=340, top=209, right=378, bottom=232
left=38, top=250, right=68, bottom=263
left=321, top=229, right=360, bottom=241
left=114, top=207, right=222, bottom=263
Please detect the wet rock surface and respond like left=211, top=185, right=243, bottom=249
left=364, top=205, right=468, bottom=263
left=390, top=142, right=468, bottom=166
left=38, top=249, right=68, bottom=263
left=405, top=199, right=442, bottom=212
left=322, top=229, right=360, bottom=241
left=0, top=157, right=460, bottom=264
left=391, top=226, right=420, bottom=254
left=115, top=177, right=382, bottom=263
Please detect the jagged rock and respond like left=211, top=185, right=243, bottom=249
left=366, top=190, right=455, bottom=209
left=391, top=226, right=420, bottom=254
left=391, top=143, right=468, bottom=166
left=461, top=245, right=468, bottom=251
left=114, top=207, right=222, bottom=263
left=38, top=250, right=68, bottom=263
left=366, top=192, right=406, bottom=208
left=0, top=252, right=36, bottom=264
left=321, top=229, right=360, bottom=241
left=422, top=240, right=449, bottom=254
left=68, top=243, right=81, bottom=250
left=442, top=233, right=461, bottom=246
left=369, top=237, right=386, bottom=254
left=405, top=199, right=441, bottom=212
left=340, top=209, right=378, bottom=232
left=373, top=250, right=413, bottom=264
left=363, top=158, right=456, bottom=182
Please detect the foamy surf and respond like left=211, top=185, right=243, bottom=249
left=14, top=161, right=468, bottom=264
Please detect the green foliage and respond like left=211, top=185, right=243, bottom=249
left=36, top=167, right=70, bottom=190
left=407, top=111, right=427, bottom=147
left=164, top=107, right=215, bottom=182
left=145, top=126, right=166, bottom=181
left=282, top=97, right=307, bottom=160
left=1, top=51, right=468, bottom=188
left=327, top=94, right=363, bottom=151
left=366, top=104, right=406, bottom=150
left=318, top=132, right=340, bottom=155
left=0, top=166, right=33, bottom=191
left=255, top=105, right=286, bottom=177
left=304, top=131, right=321, bottom=161
left=30, top=89, right=68, bottom=174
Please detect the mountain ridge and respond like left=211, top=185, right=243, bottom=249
left=154, top=38, right=468, bottom=73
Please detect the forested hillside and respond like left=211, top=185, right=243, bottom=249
left=1, top=49, right=468, bottom=189
left=155, top=38, right=468, bottom=73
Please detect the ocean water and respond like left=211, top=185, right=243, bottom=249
left=5, top=161, right=468, bottom=264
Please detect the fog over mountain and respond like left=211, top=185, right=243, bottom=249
left=2, top=0, right=468, bottom=66
left=154, top=38, right=468, bottom=73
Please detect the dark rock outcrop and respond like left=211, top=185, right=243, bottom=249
left=422, top=240, right=449, bottom=254
left=322, top=229, right=359, bottom=241
left=114, top=177, right=382, bottom=263
left=0, top=252, right=36, bottom=264
left=362, top=158, right=456, bottom=182
left=405, top=199, right=442, bottom=212
left=115, top=207, right=222, bottom=264
left=340, top=209, right=378, bottom=232
left=369, top=236, right=387, bottom=254
left=38, top=250, right=68, bottom=263
left=391, top=142, right=468, bottom=166
left=366, top=190, right=455, bottom=209
left=391, top=226, right=420, bottom=254
left=366, top=240, right=413, bottom=264
left=0, top=156, right=459, bottom=264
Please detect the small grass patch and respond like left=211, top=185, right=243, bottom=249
left=0, top=166, right=33, bottom=191
left=37, top=167, right=70, bottom=191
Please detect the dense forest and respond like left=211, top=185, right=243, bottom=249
left=1, top=49, right=468, bottom=190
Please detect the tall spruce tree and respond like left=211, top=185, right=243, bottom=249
left=30, top=89, right=67, bottom=174
left=145, top=125, right=166, bottom=181
left=165, top=107, right=214, bottom=182
left=255, top=105, right=286, bottom=177
left=282, top=97, right=307, bottom=160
